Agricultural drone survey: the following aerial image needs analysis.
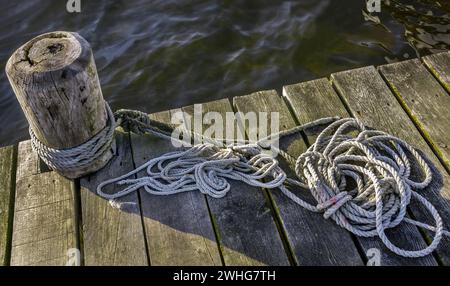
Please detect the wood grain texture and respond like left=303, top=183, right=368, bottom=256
left=5, top=31, right=106, bottom=148
left=182, top=99, right=290, bottom=266
left=423, top=51, right=450, bottom=93
left=234, top=90, right=363, bottom=266
left=379, top=59, right=450, bottom=171
left=80, top=131, right=148, bottom=265
left=0, top=145, right=16, bottom=265
left=5, top=31, right=113, bottom=178
left=129, top=109, right=222, bottom=266
left=331, top=66, right=449, bottom=265
left=10, top=141, right=77, bottom=266
left=283, top=78, right=438, bottom=266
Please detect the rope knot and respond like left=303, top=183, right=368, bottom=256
left=114, top=109, right=152, bottom=134
left=114, top=109, right=177, bottom=137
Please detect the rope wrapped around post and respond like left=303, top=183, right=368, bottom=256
left=31, top=101, right=450, bottom=258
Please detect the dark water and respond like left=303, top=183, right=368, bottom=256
left=0, top=0, right=449, bottom=147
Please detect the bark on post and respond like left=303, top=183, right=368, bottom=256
left=5, top=31, right=114, bottom=178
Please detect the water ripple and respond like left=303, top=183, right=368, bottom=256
left=0, top=0, right=448, bottom=146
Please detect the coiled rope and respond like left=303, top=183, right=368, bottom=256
left=31, top=102, right=449, bottom=258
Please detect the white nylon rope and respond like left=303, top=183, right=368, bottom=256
left=31, top=103, right=449, bottom=258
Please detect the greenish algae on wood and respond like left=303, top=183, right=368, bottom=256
left=379, top=59, right=450, bottom=172
left=422, top=52, right=450, bottom=93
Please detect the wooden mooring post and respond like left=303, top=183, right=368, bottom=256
left=5, top=31, right=114, bottom=178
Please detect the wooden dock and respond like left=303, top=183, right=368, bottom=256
left=0, top=52, right=449, bottom=266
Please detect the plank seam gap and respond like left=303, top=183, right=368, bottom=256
left=229, top=96, right=297, bottom=265
left=263, top=190, right=297, bottom=265
left=4, top=144, right=18, bottom=266
left=182, top=107, right=226, bottom=265
left=420, top=56, right=450, bottom=95
left=328, top=77, right=357, bottom=119
left=128, top=131, right=152, bottom=266
left=73, top=178, right=85, bottom=266
left=281, top=92, right=368, bottom=264
left=202, top=195, right=226, bottom=265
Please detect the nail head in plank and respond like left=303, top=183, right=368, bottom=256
left=182, top=98, right=290, bottom=266
left=11, top=141, right=77, bottom=266
left=379, top=59, right=450, bottom=170
left=129, top=109, right=222, bottom=266
left=234, top=89, right=363, bottom=265
left=80, top=131, right=148, bottom=265
left=284, top=78, right=439, bottom=265
left=0, top=145, right=16, bottom=265
left=331, top=66, right=449, bottom=264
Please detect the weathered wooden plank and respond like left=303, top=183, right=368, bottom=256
left=80, top=131, right=148, bottom=265
left=129, top=109, right=222, bottom=266
left=0, top=145, right=16, bottom=265
left=233, top=90, right=364, bottom=266
left=332, top=66, right=450, bottom=265
left=182, top=99, right=290, bottom=266
left=283, top=78, right=438, bottom=266
left=16, top=141, right=41, bottom=178
left=379, top=59, right=450, bottom=170
left=10, top=141, right=77, bottom=266
left=423, top=51, right=450, bottom=93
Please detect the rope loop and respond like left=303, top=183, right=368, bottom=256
left=29, top=101, right=449, bottom=258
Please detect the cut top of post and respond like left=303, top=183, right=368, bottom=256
left=8, top=32, right=84, bottom=73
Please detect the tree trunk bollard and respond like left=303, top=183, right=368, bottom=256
left=6, top=31, right=115, bottom=178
